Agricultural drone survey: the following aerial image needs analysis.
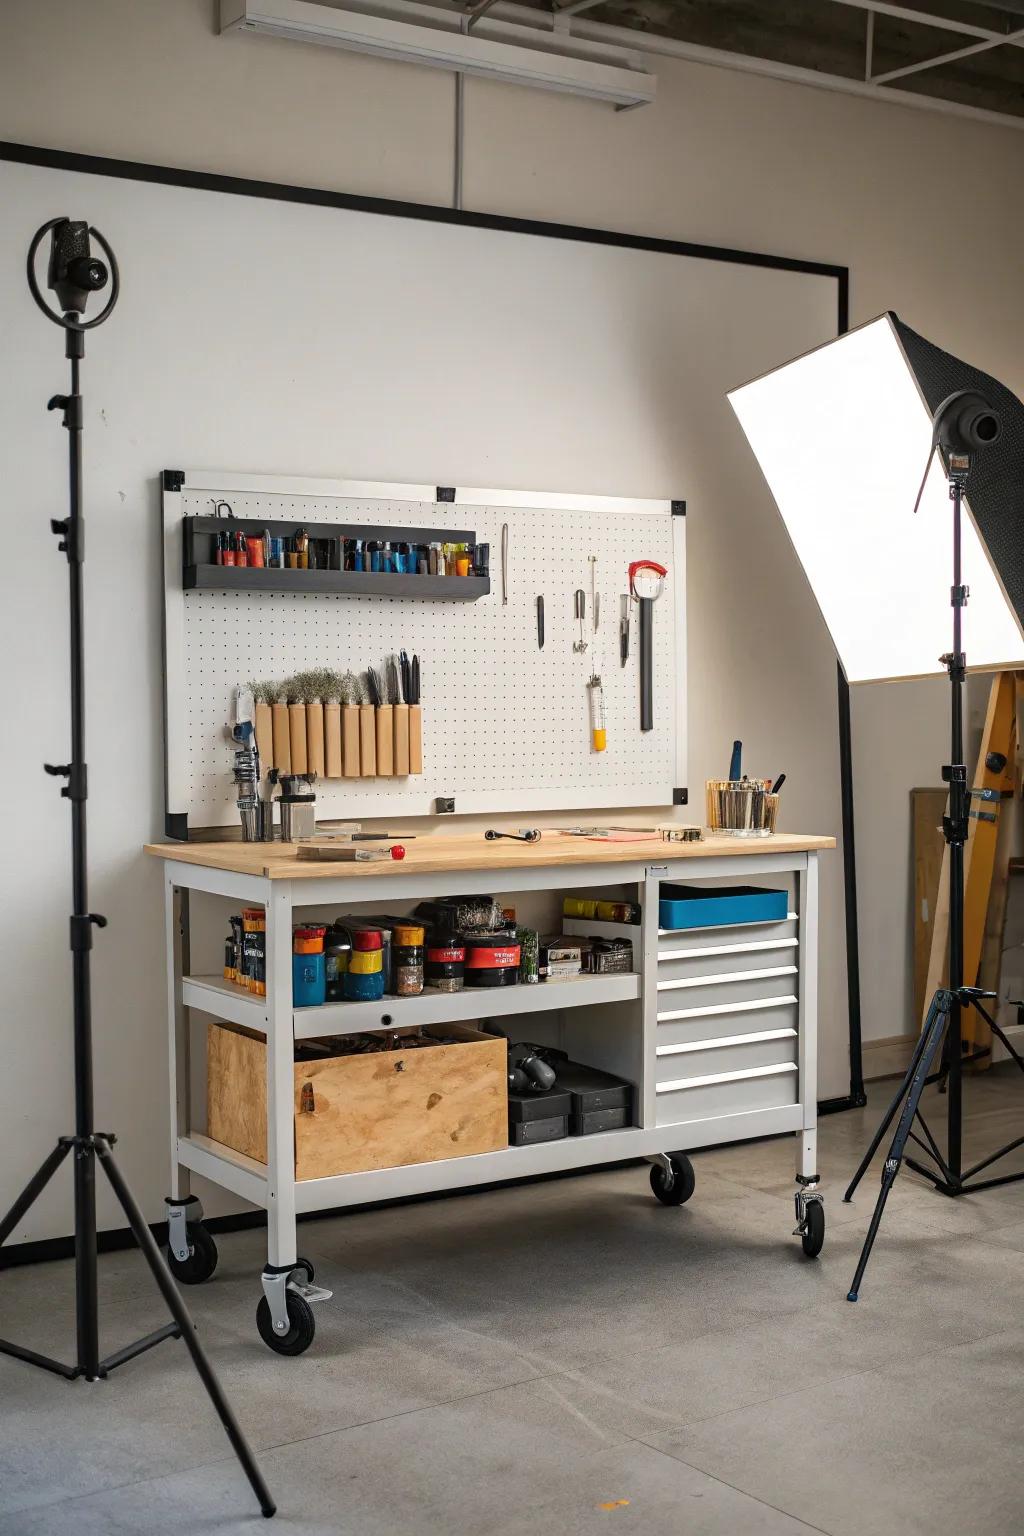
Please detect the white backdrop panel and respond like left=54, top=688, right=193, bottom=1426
left=0, top=155, right=842, bottom=1239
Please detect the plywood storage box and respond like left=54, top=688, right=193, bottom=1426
left=207, top=1022, right=508, bottom=1179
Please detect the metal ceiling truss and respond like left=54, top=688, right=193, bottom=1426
left=825, top=1, right=1024, bottom=87
left=446, top=0, right=1024, bottom=131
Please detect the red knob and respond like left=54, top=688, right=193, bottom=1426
left=391, top=845, right=406, bottom=860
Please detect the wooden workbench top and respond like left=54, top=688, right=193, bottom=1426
left=144, top=831, right=835, bottom=881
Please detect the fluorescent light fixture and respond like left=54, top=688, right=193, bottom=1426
left=728, top=314, right=1024, bottom=683
left=220, top=0, right=656, bottom=107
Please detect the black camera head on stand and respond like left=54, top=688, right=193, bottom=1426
left=47, top=220, right=108, bottom=314
left=27, top=216, right=119, bottom=348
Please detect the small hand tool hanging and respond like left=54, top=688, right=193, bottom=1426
left=536, top=595, right=545, bottom=649
left=501, top=523, right=509, bottom=606
left=587, top=669, right=606, bottom=753
left=589, top=554, right=600, bottom=633
left=629, top=559, right=667, bottom=733
left=573, top=589, right=588, bottom=653
left=619, top=594, right=630, bottom=668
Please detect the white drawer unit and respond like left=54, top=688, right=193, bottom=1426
left=656, top=997, right=799, bottom=1052
left=657, top=966, right=798, bottom=1014
left=656, top=1062, right=799, bottom=1127
left=656, top=1025, right=798, bottom=1081
left=657, top=936, right=798, bottom=985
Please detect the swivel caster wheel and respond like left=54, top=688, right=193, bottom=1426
left=166, top=1223, right=218, bottom=1285
left=800, top=1200, right=825, bottom=1259
left=650, top=1154, right=696, bottom=1206
left=256, top=1291, right=316, bottom=1356
left=293, top=1256, right=315, bottom=1283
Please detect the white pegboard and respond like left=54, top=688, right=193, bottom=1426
left=162, top=473, right=684, bottom=832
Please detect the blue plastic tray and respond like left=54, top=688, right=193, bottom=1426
left=659, top=884, right=788, bottom=930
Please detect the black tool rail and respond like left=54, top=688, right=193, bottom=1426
left=182, top=515, right=489, bottom=600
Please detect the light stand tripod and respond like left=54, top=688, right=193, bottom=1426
left=0, top=217, right=275, bottom=1518
left=845, top=397, right=1024, bottom=1300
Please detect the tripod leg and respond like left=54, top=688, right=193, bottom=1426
left=843, top=1019, right=935, bottom=1203
left=94, top=1138, right=276, bottom=1519
left=0, top=1142, right=71, bottom=1248
left=972, top=999, right=1024, bottom=1076
left=848, top=993, right=950, bottom=1302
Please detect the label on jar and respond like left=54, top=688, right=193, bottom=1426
left=464, top=945, right=520, bottom=969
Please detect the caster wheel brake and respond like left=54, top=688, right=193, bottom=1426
left=650, top=1153, right=696, bottom=1206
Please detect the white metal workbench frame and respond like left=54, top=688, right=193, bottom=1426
left=163, top=846, right=820, bottom=1304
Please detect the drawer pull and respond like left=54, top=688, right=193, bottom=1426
left=658, top=937, right=797, bottom=963
left=659, top=994, right=797, bottom=1023
left=657, top=1061, right=798, bottom=1094
left=657, top=964, right=797, bottom=993
left=657, top=1026, right=796, bottom=1057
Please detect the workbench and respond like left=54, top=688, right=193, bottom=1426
left=147, top=830, right=834, bottom=1354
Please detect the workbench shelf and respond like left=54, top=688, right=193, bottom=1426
left=182, top=970, right=642, bottom=1038
left=150, top=833, right=833, bottom=1356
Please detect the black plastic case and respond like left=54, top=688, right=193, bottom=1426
left=510, top=1117, right=569, bottom=1146
left=553, top=1061, right=635, bottom=1135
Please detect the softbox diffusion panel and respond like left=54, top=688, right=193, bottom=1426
left=892, top=314, right=1024, bottom=640
left=728, top=313, right=1024, bottom=683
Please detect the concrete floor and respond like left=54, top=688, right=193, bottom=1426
left=2, top=1069, right=1024, bottom=1535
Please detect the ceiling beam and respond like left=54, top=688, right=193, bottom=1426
left=870, top=23, right=1024, bottom=82
left=823, top=0, right=1024, bottom=45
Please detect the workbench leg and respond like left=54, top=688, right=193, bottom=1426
left=265, top=883, right=297, bottom=1271
left=165, top=877, right=191, bottom=1203
left=641, top=867, right=663, bottom=1132
left=795, top=852, right=820, bottom=1181
left=794, top=854, right=824, bottom=1256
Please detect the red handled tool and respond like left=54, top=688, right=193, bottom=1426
left=628, top=560, right=667, bottom=732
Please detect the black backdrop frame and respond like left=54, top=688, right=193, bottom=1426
left=0, top=138, right=861, bottom=1262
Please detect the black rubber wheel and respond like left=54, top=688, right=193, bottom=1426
left=256, top=1291, right=316, bottom=1356
left=801, top=1200, right=825, bottom=1259
left=166, top=1224, right=218, bottom=1285
left=650, top=1154, right=696, bottom=1206
left=293, top=1256, right=315, bottom=1283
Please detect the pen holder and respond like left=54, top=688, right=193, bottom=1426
left=271, top=701, right=292, bottom=775
left=306, top=700, right=325, bottom=779
left=359, top=703, right=377, bottom=776
left=409, top=704, right=423, bottom=775
left=254, top=700, right=274, bottom=770
left=705, top=779, right=778, bottom=837
left=375, top=704, right=394, bottom=776
left=288, top=702, right=308, bottom=775
left=393, top=703, right=410, bottom=777
left=325, top=703, right=342, bottom=778
left=342, top=704, right=360, bottom=777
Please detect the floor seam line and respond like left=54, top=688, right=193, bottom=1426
left=631, top=1434, right=832, bottom=1535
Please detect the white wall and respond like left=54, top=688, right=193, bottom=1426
left=3, top=0, right=1024, bottom=1238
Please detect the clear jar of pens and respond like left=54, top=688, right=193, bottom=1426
left=705, top=778, right=779, bottom=837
